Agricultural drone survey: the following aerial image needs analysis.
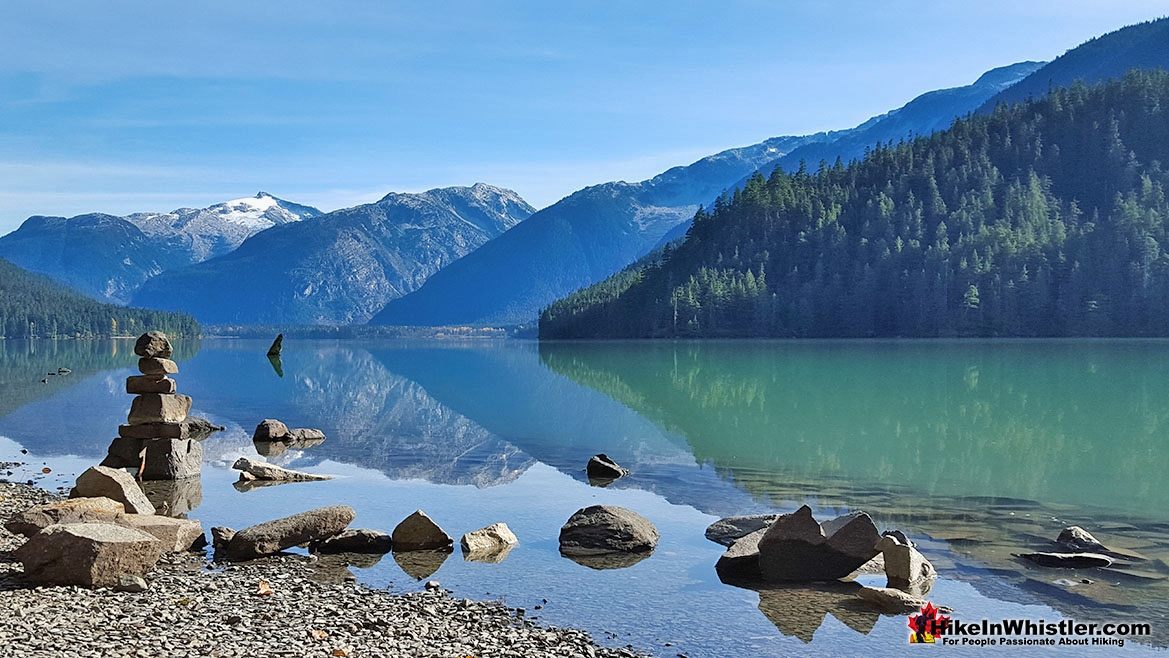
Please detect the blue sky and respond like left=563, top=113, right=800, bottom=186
left=0, top=1, right=1166, bottom=234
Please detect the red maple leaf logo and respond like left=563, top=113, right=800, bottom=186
left=908, top=602, right=950, bottom=644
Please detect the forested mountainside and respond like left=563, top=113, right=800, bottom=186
left=0, top=258, right=198, bottom=338
left=541, top=72, right=1169, bottom=339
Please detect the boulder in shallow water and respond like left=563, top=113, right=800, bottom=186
left=225, top=505, right=355, bottom=561
left=311, top=528, right=393, bottom=554
left=1056, top=526, right=1108, bottom=553
left=559, top=505, right=659, bottom=556
left=1017, top=552, right=1113, bottom=569
left=5, top=497, right=126, bottom=537
left=133, top=331, right=173, bottom=359
left=391, top=510, right=453, bottom=552
left=706, top=514, right=782, bottom=547
left=253, top=418, right=290, bottom=441
left=70, top=466, right=155, bottom=515
left=856, top=586, right=930, bottom=613
left=586, top=454, right=627, bottom=479
left=716, top=528, right=766, bottom=581
left=232, top=457, right=331, bottom=482
left=876, top=534, right=935, bottom=594
left=460, top=522, right=518, bottom=554
left=15, top=523, right=163, bottom=588
left=757, top=505, right=881, bottom=582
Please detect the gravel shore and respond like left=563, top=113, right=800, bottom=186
left=0, top=483, right=647, bottom=658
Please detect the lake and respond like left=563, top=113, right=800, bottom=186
left=2, top=338, right=1168, bottom=656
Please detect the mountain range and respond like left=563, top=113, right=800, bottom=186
left=0, top=193, right=320, bottom=304
left=131, top=184, right=533, bottom=324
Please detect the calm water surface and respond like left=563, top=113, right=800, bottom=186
left=2, top=338, right=1168, bottom=656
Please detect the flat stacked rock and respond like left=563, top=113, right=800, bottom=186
left=100, top=332, right=204, bottom=481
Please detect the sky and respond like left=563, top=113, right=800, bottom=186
left=0, top=1, right=1167, bottom=235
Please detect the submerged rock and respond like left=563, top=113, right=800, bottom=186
left=70, top=466, right=155, bottom=515
left=1017, top=552, right=1113, bottom=569
left=225, top=505, right=355, bottom=561
left=757, top=506, right=881, bottom=582
left=391, top=510, right=453, bottom=552
left=559, top=505, right=659, bottom=556
left=15, top=523, right=163, bottom=588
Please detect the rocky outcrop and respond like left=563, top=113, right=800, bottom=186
left=586, top=454, right=627, bottom=480
left=460, top=523, right=518, bottom=556
left=311, top=529, right=393, bottom=554
left=69, top=466, right=155, bottom=515
left=705, top=514, right=782, bottom=547
left=391, top=511, right=453, bottom=552
left=4, top=497, right=126, bottom=537
left=224, top=506, right=356, bottom=561
left=558, top=505, right=659, bottom=556
left=232, top=457, right=332, bottom=482
left=757, top=506, right=881, bottom=582
left=14, top=523, right=163, bottom=587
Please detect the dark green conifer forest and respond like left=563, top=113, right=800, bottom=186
left=541, top=71, right=1169, bottom=338
left=0, top=258, right=199, bottom=338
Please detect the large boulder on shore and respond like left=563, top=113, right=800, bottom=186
left=224, top=505, right=355, bottom=561
left=559, top=505, right=659, bottom=556
left=4, top=497, right=126, bottom=537
left=115, top=515, right=204, bottom=552
left=705, top=514, right=782, bottom=547
left=133, top=331, right=173, bottom=359
left=70, top=466, right=155, bottom=515
left=757, top=506, right=881, bottom=582
left=311, top=528, right=393, bottom=554
left=15, top=523, right=163, bottom=588
left=391, top=510, right=453, bottom=552
left=232, top=457, right=331, bottom=482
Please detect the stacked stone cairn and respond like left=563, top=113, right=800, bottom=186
left=100, top=331, right=203, bottom=480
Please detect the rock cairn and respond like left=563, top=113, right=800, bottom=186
left=100, top=331, right=203, bottom=480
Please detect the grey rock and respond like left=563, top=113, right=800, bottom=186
left=114, top=574, right=149, bottom=593
left=312, top=528, right=393, bottom=554
left=125, top=375, right=176, bottom=394
left=876, top=534, right=936, bottom=594
left=133, top=331, right=173, bottom=358
left=69, top=466, right=155, bottom=514
left=100, top=437, right=146, bottom=469
left=559, top=505, right=659, bottom=556
left=586, top=454, right=627, bottom=479
left=232, top=457, right=331, bottom=481
left=757, top=505, right=881, bottom=582
left=715, top=528, right=766, bottom=581
left=138, top=357, right=179, bottom=376
left=705, top=514, right=782, bottom=547
left=1057, top=526, right=1107, bottom=552
left=4, top=497, right=126, bottom=537
left=252, top=419, right=290, bottom=441
left=288, top=427, right=326, bottom=442
left=114, top=515, right=204, bottom=552
left=141, top=439, right=203, bottom=480
left=225, top=505, right=355, bottom=561
left=14, top=523, right=163, bottom=588
left=211, top=526, right=236, bottom=549
left=127, top=393, right=191, bottom=425
left=392, top=510, right=453, bottom=552
left=1017, top=552, right=1113, bottom=568
left=460, top=523, right=518, bottom=554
